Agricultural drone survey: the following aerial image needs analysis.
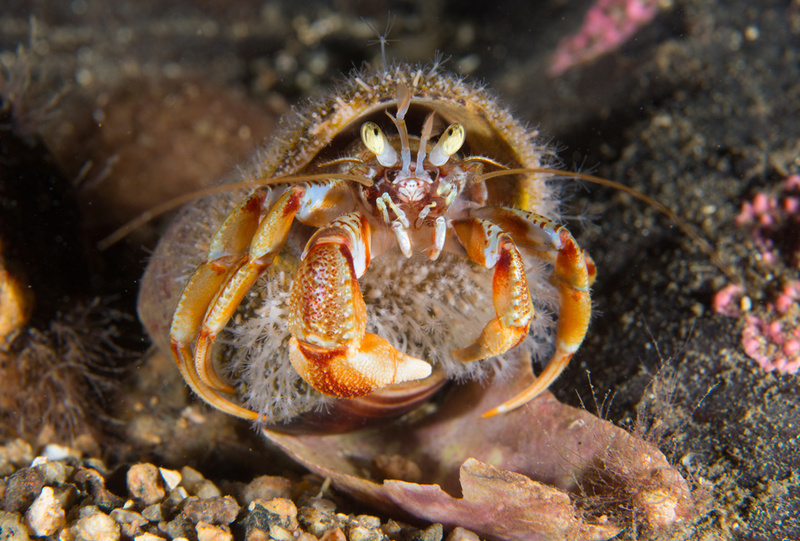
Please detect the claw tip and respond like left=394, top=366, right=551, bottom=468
left=481, top=404, right=506, bottom=418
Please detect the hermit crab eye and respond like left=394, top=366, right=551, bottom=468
left=360, top=122, right=398, bottom=167
left=429, top=123, right=466, bottom=166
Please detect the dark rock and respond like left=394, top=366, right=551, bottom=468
left=2, top=467, right=44, bottom=513
left=180, top=496, right=240, bottom=526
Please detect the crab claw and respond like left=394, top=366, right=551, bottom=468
left=288, top=213, right=432, bottom=398
left=289, top=333, right=432, bottom=398
left=466, top=207, right=595, bottom=417
left=451, top=218, right=533, bottom=363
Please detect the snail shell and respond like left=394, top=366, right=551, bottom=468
left=137, top=62, right=562, bottom=432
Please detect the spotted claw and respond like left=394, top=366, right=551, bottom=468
left=288, top=213, right=432, bottom=398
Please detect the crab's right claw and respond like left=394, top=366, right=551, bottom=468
left=461, top=207, right=595, bottom=417
left=288, top=213, right=432, bottom=398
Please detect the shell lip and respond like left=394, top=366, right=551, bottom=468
left=262, top=371, right=448, bottom=434
left=313, top=98, right=522, bottom=170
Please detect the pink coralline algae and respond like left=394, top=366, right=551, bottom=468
left=735, top=174, right=800, bottom=266
left=715, top=282, right=800, bottom=374
left=714, top=174, right=800, bottom=375
left=549, top=0, right=661, bottom=76
left=743, top=283, right=800, bottom=374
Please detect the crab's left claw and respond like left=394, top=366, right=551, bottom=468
left=466, top=208, right=596, bottom=417
left=288, top=213, right=432, bottom=398
left=451, top=219, right=534, bottom=363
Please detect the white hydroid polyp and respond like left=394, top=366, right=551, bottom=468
left=224, top=242, right=558, bottom=423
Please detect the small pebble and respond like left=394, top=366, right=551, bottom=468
left=66, top=505, right=121, bottom=541
left=3, top=467, right=45, bottom=513
left=195, top=480, right=222, bottom=499
left=178, top=466, right=206, bottom=492
left=142, top=503, right=164, bottom=522
left=297, top=504, right=339, bottom=538
left=241, top=475, right=292, bottom=505
left=270, top=527, right=294, bottom=541
left=24, top=486, right=67, bottom=536
left=74, top=467, right=125, bottom=510
left=354, top=515, right=381, bottom=528
left=346, top=522, right=385, bottom=541
left=346, top=514, right=386, bottom=541
left=445, top=527, right=480, bottom=541
left=164, top=487, right=189, bottom=511
left=245, top=498, right=299, bottom=540
left=0, top=510, right=30, bottom=541
left=380, top=520, right=404, bottom=539
left=134, top=533, right=166, bottom=541
left=127, top=464, right=166, bottom=505
left=160, top=515, right=195, bottom=539
left=159, top=468, right=182, bottom=491
left=319, top=527, right=347, bottom=541
left=32, top=460, right=72, bottom=485
left=181, top=496, right=240, bottom=525
left=110, top=508, right=148, bottom=538
left=41, top=444, right=81, bottom=462
left=178, top=467, right=221, bottom=499
left=0, top=440, right=33, bottom=475
left=196, top=521, right=233, bottom=541
left=409, top=523, right=443, bottom=541
left=262, top=498, right=298, bottom=530
left=83, top=459, right=109, bottom=477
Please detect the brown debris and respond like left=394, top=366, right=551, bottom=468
left=264, top=358, right=695, bottom=541
left=70, top=76, right=276, bottom=236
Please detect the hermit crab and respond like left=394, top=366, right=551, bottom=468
left=139, top=62, right=596, bottom=429
left=136, top=61, right=697, bottom=538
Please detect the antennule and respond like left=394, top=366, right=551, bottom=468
left=415, top=113, right=435, bottom=174
left=388, top=84, right=412, bottom=176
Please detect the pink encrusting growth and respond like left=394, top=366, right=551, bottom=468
left=714, top=282, right=800, bottom=374
left=735, top=174, right=800, bottom=266
left=713, top=174, right=800, bottom=375
left=740, top=282, right=800, bottom=374
left=712, top=283, right=745, bottom=317
left=549, top=0, right=661, bottom=76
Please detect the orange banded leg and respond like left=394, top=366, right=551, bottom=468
left=451, top=218, right=534, bottom=363
left=169, top=186, right=305, bottom=419
left=469, top=207, right=596, bottom=417
left=288, top=213, right=432, bottom=398
left=170, top=256, right=255, bottom=418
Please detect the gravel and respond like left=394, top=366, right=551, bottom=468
left=0, top=439, right=457, bottom=541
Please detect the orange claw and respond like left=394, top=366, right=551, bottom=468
left=477, top=210, right=594, bottom=417
left=451, top=218, right=534, bottom=363
left=288, top=213, right=432, bottom=398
